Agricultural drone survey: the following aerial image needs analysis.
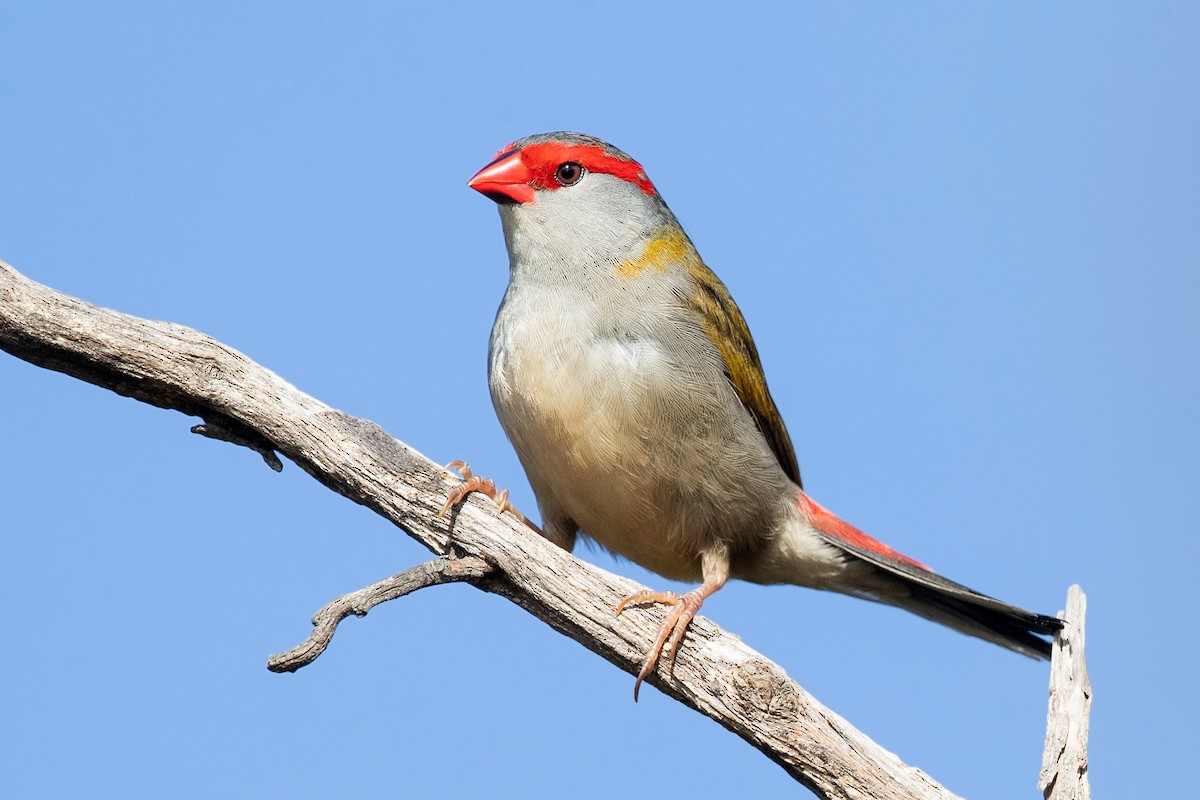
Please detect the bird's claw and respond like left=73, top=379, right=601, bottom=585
left=438, top=461, right=524, bottom=523
left=616, top=588, right=705, bottom=701
left=440, top=459, right=472, bottom=481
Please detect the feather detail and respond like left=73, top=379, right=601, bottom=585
left=797, top=490, right=928, bottom=569
left=679, top=243, right=802, bottom=487
left=796, top=489, right=1062, bottom=658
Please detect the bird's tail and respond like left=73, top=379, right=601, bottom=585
left=796, top=491, right=1063, bottom=658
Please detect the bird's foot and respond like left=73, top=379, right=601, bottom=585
left=616, top=588, right=708, bottom=701
left=438, top=460, right=535, bottom=529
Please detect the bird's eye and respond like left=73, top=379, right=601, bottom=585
left=554, top=161, right=584, bottom=186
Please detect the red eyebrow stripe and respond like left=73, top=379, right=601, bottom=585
left=520, top=141, right=656, bottom=196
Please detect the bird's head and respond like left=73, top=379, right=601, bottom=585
left=468, top=132, right=675, bottom=271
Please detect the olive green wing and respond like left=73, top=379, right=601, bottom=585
left=682, top=259, right=803, bottom=488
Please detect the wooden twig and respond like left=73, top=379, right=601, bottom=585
left=268, top=554, right=493, bottom=673
left=1040, top=585, right=1091, bottom=800
left=2, top=256, right=1028, bottom=799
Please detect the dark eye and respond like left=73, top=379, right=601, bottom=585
left=554, top=161, right=584, bottom=186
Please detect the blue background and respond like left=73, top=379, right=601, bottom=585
left=2, top=4, right=1195, bottom=798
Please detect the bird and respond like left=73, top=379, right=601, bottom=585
left=454, top=131, right=1062, bottom=699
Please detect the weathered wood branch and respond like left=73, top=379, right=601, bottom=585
left=268, top=554, right=494, bottom=673
left=3, top=256, right=1082, bottom=799
left=1040, top=586, right=1091, bottom=800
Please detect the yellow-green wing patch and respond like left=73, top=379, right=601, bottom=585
left=683, top=250, right=802, bottom=488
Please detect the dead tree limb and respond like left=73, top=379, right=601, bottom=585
left=267, top=554, right=494, bottom=673
left=4, top=256, right=1065, bottom=799
left=1040, top=586, right=1091, bottom=800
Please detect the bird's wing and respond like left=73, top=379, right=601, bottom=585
left=682, top=259, right=802, bottom=487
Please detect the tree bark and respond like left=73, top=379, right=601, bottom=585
left=1, top=258, right=1086, bottom=799
left=1040, top=586, right=1091, bottom=799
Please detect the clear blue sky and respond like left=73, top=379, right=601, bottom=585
left=2, top=4, right=1195, bottom=798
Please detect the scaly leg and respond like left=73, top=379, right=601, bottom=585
left=438, top=461, right=541, bottom=533
left=615, top=551, right=729, bottom=701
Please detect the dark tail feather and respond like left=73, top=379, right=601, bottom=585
left=887, top=576, right=1063, bottom=659
left=816, top=530, right=1063, bottom=659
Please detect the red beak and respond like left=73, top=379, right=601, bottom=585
left=468, top=149, right=535, bottom=204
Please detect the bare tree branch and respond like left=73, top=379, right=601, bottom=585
left=2, top=256, right=995, bottom=799
left=1041, top=586, right=1091, bottom=800
left=268, top=554, right=493, bottom=673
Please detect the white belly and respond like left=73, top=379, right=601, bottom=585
left=489, top=285, right=791, bottom=581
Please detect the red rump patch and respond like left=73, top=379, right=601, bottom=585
left=518, top=141, right=656, bottom=196
left=796, top=491, right=930, bottom=570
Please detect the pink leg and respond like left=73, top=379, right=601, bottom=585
left=615, top=554, right=729, bottom=701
